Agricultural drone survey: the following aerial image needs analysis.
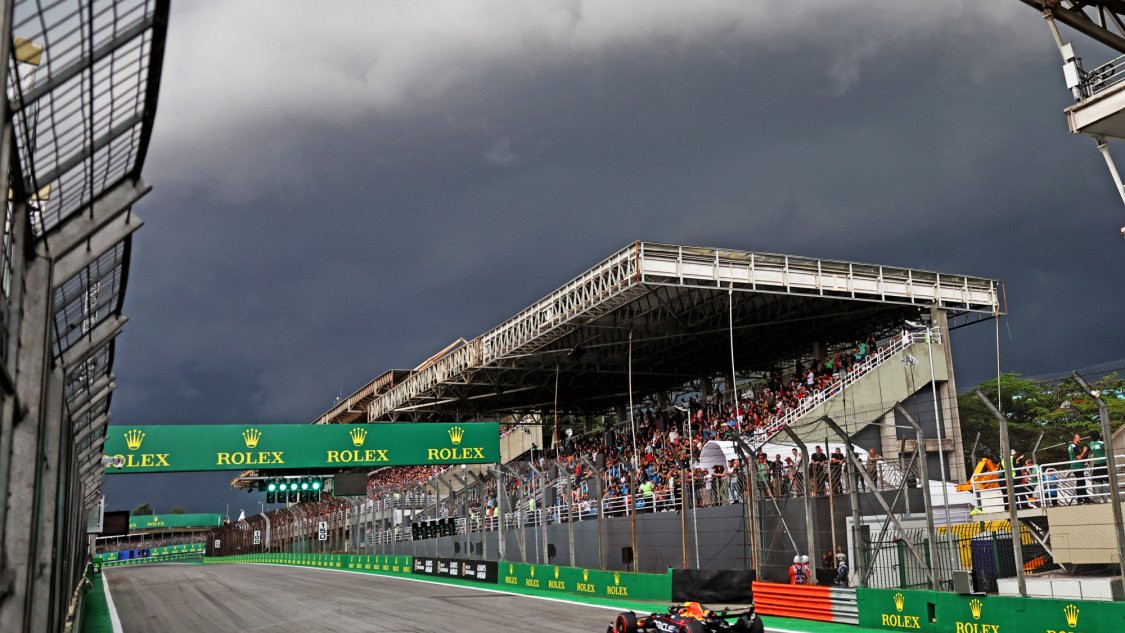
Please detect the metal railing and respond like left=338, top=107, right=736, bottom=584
left=749, top=328, right=941, bottom=441
left=968, top=453, right=1125, bottom=511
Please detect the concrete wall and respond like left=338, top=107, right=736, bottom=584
left=372, top=489, right=930, bottom=584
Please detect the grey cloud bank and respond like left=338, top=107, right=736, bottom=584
left=105, top=1, right=1122, bottom=514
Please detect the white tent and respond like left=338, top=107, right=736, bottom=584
left=694, top=439, right=866, bottom=471
left=694, top=439, right=974, bottom=508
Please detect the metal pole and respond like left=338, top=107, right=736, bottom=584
left=893, top=404, right=939, bottom=590
left=629, top=331, right=638, bottom=469
left=822, top=416, right=933, bottom=581
left=629, top=468, right=638, bottom=572
left=782, top=427, right=816, bottom=575
left=732, top=437, right=761, bottom=574
left=680, top=467, right=688, bottom=569
left=975, top=391, right=1027, bottom=596
left=495, top=470, right=505, bottom=561
left=926, top=325, right=953, bottom=531
left=564, top=467, right=575, bottom=567
left=729, top=287, right=737, bottom=412
left=581, top=458, right=604, bottom=569
left=1072, top=372, right=1125, bottom=583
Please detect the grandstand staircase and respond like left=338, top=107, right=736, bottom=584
left=746, top=333, right=950, bottom=444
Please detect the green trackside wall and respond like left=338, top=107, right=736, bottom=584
left=95, top=543, right=207, bottom=562
left=205, top=553, right=414, bottom=577
left=498, top=562, right=672, bottom=603
left=857, top=587, right=1125, bottom=633
left=204, top=553, right=672, bottom=604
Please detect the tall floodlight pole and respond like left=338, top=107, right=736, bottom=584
left=729, top=288, right=737, bottom=416
left=926, top=324, right=952, bottom=531
left=629, top=330, right=638, bottom=469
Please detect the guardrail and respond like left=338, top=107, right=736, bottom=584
left=968, top=452, right=1125, bottom=510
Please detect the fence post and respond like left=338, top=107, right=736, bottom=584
left=893, top=404, right=940, bottom=590
left=732, top=436, right=761, bottom=575
left=580, top=457, right=604, bottom=569
left=975, top=390, right=1027, bottom=596
left=781, top=427, right=817, bottom=576
left=823, top=415, right=934, bottom=586
left=1073, top=372, right=1125, bottom=585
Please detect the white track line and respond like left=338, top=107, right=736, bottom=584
left=222, top=562, right=804, bottom=633
left=102, top=572, right=124, bottom=633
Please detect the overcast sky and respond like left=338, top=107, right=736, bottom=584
left=103, top=1, right=1125, bottom=516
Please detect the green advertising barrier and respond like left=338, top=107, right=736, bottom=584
left=98, top=552, right=203, bottom=568
left=95, top=544, right=206, bottom=562
left=103, top=422, right=500, bottom=473
left=207, top=552, right=414, bottom=577
left=858, top=587, right=1125, bottom=633
left=499, top=562, right=671, bottom=603
left=128, top=513, right=224, bottom=529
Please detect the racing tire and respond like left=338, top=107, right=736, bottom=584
left=732, top=615, right=764, bottom=633
left=678, top=620, right=704, bottom=633
left=614, top=612, right=639, bottom=633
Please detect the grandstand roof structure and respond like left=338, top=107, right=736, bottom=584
left=326, top=243, right=1004, bottom=423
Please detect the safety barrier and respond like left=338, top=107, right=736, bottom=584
left=829, top=587, right=859, bottom=625
left=499, top=562, right=672, bottom=603
left=207, top=552, right=414, bottom=576
left=857, top=587, right=1125, bottom=633
left=95, top=543, right=206, bottom=562
left=96, top=552, right=203, bottom=569
left=750, top=582, right=857, bottom=624
left=206, top=553, right=671, bottom=604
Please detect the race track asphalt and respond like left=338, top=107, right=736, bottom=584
left=104, top=562, right=622, bottom=632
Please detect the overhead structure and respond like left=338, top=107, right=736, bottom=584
left=1017, top=2, right=1125, bottom=235
left=0, top=1, right=168, bottom=631
left=351, top=242, right=1001, bottom=422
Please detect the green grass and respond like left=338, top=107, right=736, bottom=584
left=80, top=573, right=113, bottom=633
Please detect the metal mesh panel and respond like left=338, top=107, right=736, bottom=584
left=8, top=0, right=156, bottom=235
left=63, top=336, right=114, bottom=404
left=51, top=239, right=126, bottom=357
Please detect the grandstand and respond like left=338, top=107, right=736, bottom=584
left=220, top=242, right=1005, bottom=583
left=358, top=242, right=1000, bottom=422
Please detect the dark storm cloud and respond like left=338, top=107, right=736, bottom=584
left=105, top=1, right=1124, bottom=513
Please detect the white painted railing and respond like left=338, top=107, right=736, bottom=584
left=749, top=328, right=941, bottom=442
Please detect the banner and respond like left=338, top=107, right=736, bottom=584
left=412, top=557, right=497, bottom=584
left=103, top=422, right=500, bottom=473
left=858, top=587, right=1125, bottom=633
left=128, top=514, right=224, bottom=529
left=499, top=562, right=672, bottom=602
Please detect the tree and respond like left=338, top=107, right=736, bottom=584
left=131, top=502, right=153, bottom=516
left=957, top=371, right=1125, bottom=477
left=168, top=506, right=185, bottom=514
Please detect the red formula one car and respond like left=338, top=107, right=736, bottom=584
left=608, top=602, right=764, bottom=633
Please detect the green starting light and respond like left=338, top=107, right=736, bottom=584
left=267, top=481, right=277, bottom=492
left=311, top=479, right=321, bottom=491
left=300, top=480, right=309, bottom=491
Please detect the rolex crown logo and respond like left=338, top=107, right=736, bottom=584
left=448, top=426, right=465, bottom=445
left=893, top=593, right=904, bottom=612
left=969, top=598, right=982, bottom=620
left=530, top=567, right=535, bottom=577
left=554, top=566, right=560, bottom=579
left=242, top=428, right=262, bottom=449
left=614, top=572, right=621, bottom=586
left=1064, top=603, right=1079, bottom=628
left=583, top=569, right=589, bottom=581
left=349, top=427, right=367, bottom=447
left=509, top=564, right=514, bottom=574
left=124, top=429, right=145, bottom=451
